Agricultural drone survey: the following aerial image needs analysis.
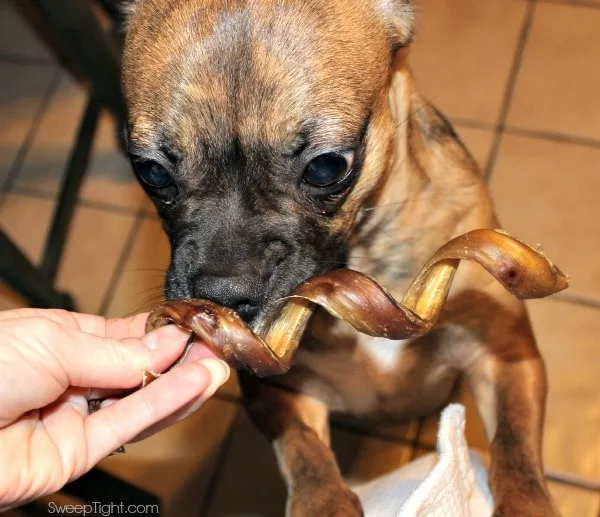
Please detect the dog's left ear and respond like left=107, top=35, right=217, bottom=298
left=375, top=0, right=415, bottom=52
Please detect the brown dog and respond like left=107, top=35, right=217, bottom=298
left=120, top=1, right=558, bottom=515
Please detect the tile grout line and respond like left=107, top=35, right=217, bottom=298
left=9, top=184, right=144, bottom=216
left=452, top=118, right=600, bottom=150
left=552, top=292, right=600, bottom=310
left=504, top=125, right=600, bottom=149
left=543, top=472, right=600, bottom=493
left=452, top=117, right=498, bottom=132
left=537, top=0, right=600, bottom=8
left=197, top=409, right=243, bottom=517
left=97, top=208, right=147, bottom=317
left=9, top=184, right=161, bottom=221
left=0, top=68, right=62, bottom=208
left=544, top=468, right=600, bottom=492
left=484, top=0, right=537, bottom=183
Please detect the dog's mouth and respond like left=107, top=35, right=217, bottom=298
left=240, top=273, right=318, bottom=334
left=165, top=264, right=326, bottom=333
left=252, top=257, right=349, bottom=334
left=165, top=238, right=346, bottom=332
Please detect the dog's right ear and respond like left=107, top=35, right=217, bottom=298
left=375, top=0, right=415, bottom=52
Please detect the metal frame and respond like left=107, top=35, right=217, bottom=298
left=0, top=0, right=125, bottom=310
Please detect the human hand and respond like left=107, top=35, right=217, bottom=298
left=0, top=308, right=229, bottom=510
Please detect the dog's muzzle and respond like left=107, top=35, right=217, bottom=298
left=167, top=237, right=291, bottom=323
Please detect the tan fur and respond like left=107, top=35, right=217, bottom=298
left=122, top=1, right=558, bottom=515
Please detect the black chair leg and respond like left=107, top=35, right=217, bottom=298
left=0, top=232, right=75, bottom=310
left=26, top=0, right=126, bottom=123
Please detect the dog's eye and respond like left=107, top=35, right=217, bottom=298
left=134, top=161, right=172, bottom=188
left=303, top=152, right=354, bottom=187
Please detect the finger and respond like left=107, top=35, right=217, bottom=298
left=55, top=312, right=110, bottom=335
left=35, top=311, right=146, bottom=338
left=35, top=320, right=192, bottom=389
left=86, top=340, right=216, bottom=417
left=46, top=312, right=150, bottom=338
left=141, top=324, right=191, bottom=351
left=0, top=310, right=148, bottom=339
left=0, top=308, right=34, bottom=322
left=128, top=346, right=224, bottom=441
left=84, top=358, right=229, bottom=465
left=105, top=313, right=150, bottom=340
left=0, top=308, right=69, bottom=323
left=179, top=338, right=218, bottom=364
left=131, top=378, right=224, bottom=442
left=90, top=370, right=219, bottom=443
left=67, top=312, right=148, bottom=338
left=0, top=309, right=105, bottom=334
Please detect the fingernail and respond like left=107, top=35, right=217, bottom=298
left=197, top=358, right=230, bottom=396
left=142, top=325, right=191, bottom=350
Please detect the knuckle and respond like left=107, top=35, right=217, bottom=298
left=102, top=410, right=127, bottom=448
left=138, top=389, right=158, bottom=422
left=32, top=317, right=61, bottom=335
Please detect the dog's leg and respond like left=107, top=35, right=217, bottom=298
left=459, top=291, right=558, bottom=516
left=239, top=373, right=363, bottom=517
left=470, top=354, right=557, bottom=516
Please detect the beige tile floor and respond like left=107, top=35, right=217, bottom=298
left=0, top=0, right=599, bottom=515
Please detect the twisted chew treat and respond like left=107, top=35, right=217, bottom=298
left=145, top=229, right=568, bottom=379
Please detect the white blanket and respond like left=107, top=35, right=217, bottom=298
left=353, top=404, right=494, bottom=516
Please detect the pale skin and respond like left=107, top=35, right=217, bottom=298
left=0, top=308, right=230, bottom=511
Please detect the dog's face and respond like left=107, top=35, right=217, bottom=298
left=122, top=0, right=413, bottom=325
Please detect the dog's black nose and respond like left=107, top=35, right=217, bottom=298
left=190, top=273, right=263, bottom=322
left=172, top=236, right=289, bottom=324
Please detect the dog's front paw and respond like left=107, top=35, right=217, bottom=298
left=288, top=486, right=363, bottom=517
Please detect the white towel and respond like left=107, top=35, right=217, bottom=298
left=353, top=404, right=494, bottom=516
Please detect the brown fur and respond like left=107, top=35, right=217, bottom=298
left=122, top=1, right=558, bottom=515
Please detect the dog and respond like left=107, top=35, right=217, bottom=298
left=120, top=0, right=558, bottom=515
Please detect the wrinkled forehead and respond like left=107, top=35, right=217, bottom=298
left=122, top=0, right=390, bottom=152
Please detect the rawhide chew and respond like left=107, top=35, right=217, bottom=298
left=144, top=229, right=568, bottom=380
